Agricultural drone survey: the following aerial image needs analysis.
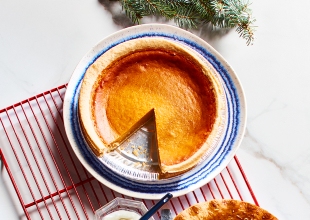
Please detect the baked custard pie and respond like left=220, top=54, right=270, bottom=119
left=78, top=37, right=226, bottom=174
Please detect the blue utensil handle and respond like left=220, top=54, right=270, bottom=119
left=139, top=193, right=173, bottom=220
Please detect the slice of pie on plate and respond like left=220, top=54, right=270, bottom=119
left=174, top=199, right=278, bottom=220
left=78, top=37, right=226, bottom=174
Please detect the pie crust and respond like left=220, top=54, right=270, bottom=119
left=174, top=199, right=278, bottom=220
left=78, top=37, right=226, bottom=174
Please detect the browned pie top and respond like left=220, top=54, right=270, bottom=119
left=174, top=199, right=278, bottom=220
left=78, top=37, right=226, bottom=174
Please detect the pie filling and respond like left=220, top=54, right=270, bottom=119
left=92, top=49, right=216, bottom=170
left=78, top=38, right=225, bottom=174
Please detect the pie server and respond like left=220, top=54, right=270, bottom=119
left=139, top=193, right=173, bottom=220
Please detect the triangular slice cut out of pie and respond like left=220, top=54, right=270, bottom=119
left=78, top=37, right=226, bottom=174
left=107, top=108, right=156, bottom=152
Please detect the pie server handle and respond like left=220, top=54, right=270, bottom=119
left=139, top=193, right=173, bottom=220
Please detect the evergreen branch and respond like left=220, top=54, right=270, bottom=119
left=223, top=0, right=256, bottom=45
left=173, top=4, right=200, bottom=29
left=120, top=0, right=144, bottom=24
left=117, top=0, right=256, bottom=45
left=143, top=0, right=175, bottom=18
left=194, top=0, right=216, bottom=24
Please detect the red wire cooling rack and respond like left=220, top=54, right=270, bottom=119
left=0, top=84, right=258, bottom=220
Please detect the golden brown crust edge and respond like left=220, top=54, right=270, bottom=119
left=174, top=199, right=278, bottom=220
left=78, top=37, right=227, bottom=173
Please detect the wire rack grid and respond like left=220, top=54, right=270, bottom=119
left=0, top=84, right=258, bottom=220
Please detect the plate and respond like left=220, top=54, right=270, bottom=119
left=77, top=36, right=228, bottom=182
left=63, top=24, right=246, bottom=199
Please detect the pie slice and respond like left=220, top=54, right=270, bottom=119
left=78, top=37, right=226, bottom=174
left=174, top=199, right=278, bottom=220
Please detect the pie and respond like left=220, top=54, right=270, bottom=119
left=78, top=37, right=226, bottom=174
left=174, top=199, right=278, bottom=220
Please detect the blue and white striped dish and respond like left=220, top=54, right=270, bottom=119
left=63, top=24, right=246, bottom=200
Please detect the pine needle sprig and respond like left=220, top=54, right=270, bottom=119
left=118, top=0, right=256, bottom=45
left=143, top=0, right=175, bottom=18
left=193, top=0, right=216, bottom=24
left=225, top=0, right=256, bottom=45
left=173, top=4, right=200, bottom=29
left=120, top=0, right=145, bottom=23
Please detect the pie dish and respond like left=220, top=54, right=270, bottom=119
left=78, top=37, right=226, bottom=174
left=63, top=24, right=247, bottom=199
left=174, top=199, right=278, bottom=220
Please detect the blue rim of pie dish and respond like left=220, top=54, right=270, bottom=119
left=66, top=25, right=244, bottom=197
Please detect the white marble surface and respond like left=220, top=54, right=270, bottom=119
left=1, top=0, right=310, bottom=219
